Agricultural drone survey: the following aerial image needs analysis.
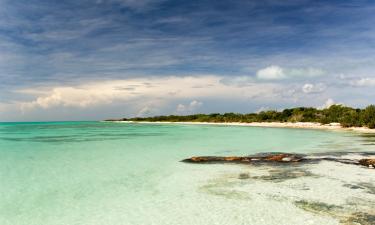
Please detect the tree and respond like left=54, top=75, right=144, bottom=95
left=120, top=105, right=375, bottom=129
left=361, top=105, right=375, bottom=128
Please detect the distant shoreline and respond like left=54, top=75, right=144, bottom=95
left=107, top=121, right=375, bottom=133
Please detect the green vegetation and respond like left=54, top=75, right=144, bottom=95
left=115, top=105, right=375, bottom=129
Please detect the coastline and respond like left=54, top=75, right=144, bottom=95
left=109, top=121, right=375, bottom=133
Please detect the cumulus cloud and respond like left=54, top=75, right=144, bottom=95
left=16, top=76, right=280, bottom=112
left=4, top=73, right=353, bottom=121
left=256, top=65, right=325, bottom=80
left=319, top=98, right=336, bottom=109
left=350, top=78, right=375, bottom=87
left=20, top=86, right=114, bottom=111
left=176, top=100, right=203, bottom=115
left=302, top=83, right=326, bottom=94
left=256, top=65, right=285, bottom=80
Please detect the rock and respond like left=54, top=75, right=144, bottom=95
left=182, top=153, right=305, bottom=164
left=359, top=159, right=375, bottom=168
left=263, top=153, right=303, bottom=162
left=184, top=156, right=252, bottom=163
left=281, top=157, right=292, bottom=161
left=182, top=153, right=375, bottom=169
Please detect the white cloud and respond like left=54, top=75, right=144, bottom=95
left=256, top=65, right=325, bottom=80
left=4, top=74, right=342, bottom=121
left=190, top=100, right=203, bottom=108
left=136, top=106, right=154, bottom=117
left=176, top=100, right=203, bottom=115
left=17, top=76, right=279, bottom=112
left=20, top=86, right=113, bottom=111
left=302, top=83, right=326, bottom=94
left=255, top=106, right=270, bottom=113
left=287, top=67, right=325, bottom=78
left=350, top=77, right=375, bottom=87
left=256, top=65, right=285, bottom=80
left=176, top=104, right=186, bottom=113
left=319, top=98, right=336, bottom=109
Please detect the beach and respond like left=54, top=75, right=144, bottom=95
left=112, top=121, right=375, bottom=133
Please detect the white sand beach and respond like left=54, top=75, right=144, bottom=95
left=114, top=121, right=375, bottom=133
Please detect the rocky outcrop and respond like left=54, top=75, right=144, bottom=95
left=359, top=159, right=375, bottom=168
left=182, top=153, right=375, bottom=169
left=182, top=153, right=305, bottom=164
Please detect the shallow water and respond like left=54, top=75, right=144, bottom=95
left=0, top=122, right=374, bottom=225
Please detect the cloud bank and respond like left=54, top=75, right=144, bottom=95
left=17, top=76, right=278, bottom=111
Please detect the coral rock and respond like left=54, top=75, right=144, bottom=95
left=359, top=159, right=375, bottom=168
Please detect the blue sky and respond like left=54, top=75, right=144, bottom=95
left=1, top=0, right=375, bottom=121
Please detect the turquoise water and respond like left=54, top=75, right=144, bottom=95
left=0, top=122, right=374, bottom=225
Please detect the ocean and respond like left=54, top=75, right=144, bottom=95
left=0, top=121, right=374, bottom=225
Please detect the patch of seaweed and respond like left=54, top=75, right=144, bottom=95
left=357, top=182, right=375, bottom=195
left=238, top=173, right=250, bottom=179
left=343, top=182, right=375, bottom=195
left=294, top=199, right=375, bottom=225
left=340, top=212, right=375, bottom=225
left=199, top=179, right=251, bottom=200
left=294, top=200, right=343, bottom=216
left=251, top=167, right=317, bottom=183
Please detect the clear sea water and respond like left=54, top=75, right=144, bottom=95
left=0, top=121, right=374, bottom=225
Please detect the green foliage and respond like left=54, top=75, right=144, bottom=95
left=121, top=104, right=375, bottom=129
left=361, top=105, right=375, bottom=128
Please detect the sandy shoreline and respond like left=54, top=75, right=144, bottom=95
left=109, top=120, right=375, bottom=133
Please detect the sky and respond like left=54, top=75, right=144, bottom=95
left=1, top=0, right=375, bottom=121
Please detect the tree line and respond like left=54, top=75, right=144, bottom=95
left=118, top=105, right=375, bottom=129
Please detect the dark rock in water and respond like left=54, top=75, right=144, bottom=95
left=182, top=156, right=249, bottom=163
left=182, top=152, right=375, bottom=170
left=359, top=158, right=375, bottom=168
left=320, top=157, right=358, bottom=165
left=182, top=153, right=305, bottom=164
left=263, top=153, right=304, bottom=162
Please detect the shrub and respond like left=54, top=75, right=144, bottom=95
left=124, top=105, right=375, bottom=129
left=361, top=105, right=375, bottom=128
